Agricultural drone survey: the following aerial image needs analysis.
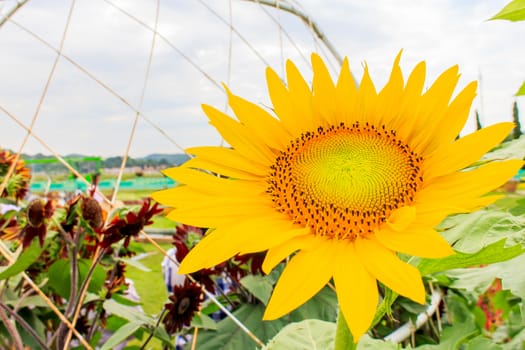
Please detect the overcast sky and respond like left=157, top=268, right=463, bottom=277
left=0, top=0, right=524, bottom=157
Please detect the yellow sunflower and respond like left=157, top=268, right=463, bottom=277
left=153, top=52, right=522, bottom=339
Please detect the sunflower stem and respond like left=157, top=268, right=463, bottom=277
left=334, top=309, right=357, bottom=350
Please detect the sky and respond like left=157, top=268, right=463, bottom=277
left=0, top=0, right=524, bottom=157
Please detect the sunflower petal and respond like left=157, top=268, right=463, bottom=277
left=225, top=85, right=290, bottom=150
left=424, top=122, right=514, bottom=179
left=203, top=104, right=275, bottom=164
left=262, top=233, right=315, bottom=273
left=375, top=227, right=454, bottom=258
left=263, top=238, right=335, bottom=320
left=336, top=57, right=358, bottom=121
left=312, top=53, right=337, bottom=124
left=334, top=241, right=378, bottom=340
left=178, top=217, right=308, bottom=273
left=266, top=67, right=303, bottom=136
left=355, top=237, right=425, bottom=304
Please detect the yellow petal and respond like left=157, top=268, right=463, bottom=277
left=263, top=238, right=335, bottom=320
left=178, top=216, right=306, bottom=273
left=186, top=146, right=268, bottom=175
left=336, top=57, right=358, bottom=121
left=167, top=201, right=277, bottom=228
left=183, top=157, right=262, bottom=181
left=418, top=159, right=524, bottom=202
left=424, top=122, right=514, bottom=180
left=225, top=85, right=290, bottom=150
left=203, top=104, right=275, bottom=164
left=354, top=64, right=378, bottom=123
left=386, top=206, right=416, bottom=231
left=266, top=67, right=303, bottom=136
left=262, top=233, right=315, bottom=273
left=311, top=53, right=337, bottom=124
left=375, top=227, right=454, bottom=258
left=376, top=51, right=404, bottom=125
left=394, top=61, right=426, bottom=139
left=428, top=81, right=478, bottom=150
left=286, top=59, right=315, bottom=131
left=162, top=167, right=266, bottom=195
left=409, top=65, right=459, bottom=148
left=334, top=241, right=378, bottom=340
left=355, top=237, right=425, bottom=304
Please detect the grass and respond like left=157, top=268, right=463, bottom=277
left=126, top=242, right=171, bottom=315
left=125, top=242, right=172, bottom=348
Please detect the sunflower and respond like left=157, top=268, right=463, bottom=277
left=153, top=53, right=522, bottom=339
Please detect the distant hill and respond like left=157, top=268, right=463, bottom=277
left=17, top=152, right=190, bottom=173
left=144, top=153, right=190, bottom=166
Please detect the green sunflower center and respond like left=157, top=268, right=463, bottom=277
left=267, top=122, right=423, bottom=240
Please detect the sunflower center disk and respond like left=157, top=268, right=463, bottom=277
left=267, top=122, right=423, bottom=240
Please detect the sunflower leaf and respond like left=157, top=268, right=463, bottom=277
left=262, top=319, right=336, bottom=350
left=418, top=239, right=524, bottom=276
left=190, top=287, right=337, bottom=350
left=240, top=274, right=273, bottom=305
left=439, top=209, right=525, bottom=254
left=416, top=293, right=478, bottom=349
left=99, top=321, right=142, bottom=350
left=490, top=0, right=525, bottom=21
left=191, top=313, right=218, bottom=330
left=0, top=239, right=43, bottom=280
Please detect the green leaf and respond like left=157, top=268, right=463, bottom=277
left=419, top=239, right=524, bottom=275
left=356, top=335, right=400, bottom=350
left=495, top=253, right=525, bottom=315
left=103, top=299, right=156, bottom=326
left=371, top=288, right=398, bottom=328
left=240, top=275, right=274, bottom=305
left=0, top=239, right=43, bottom=280
left=444, top=266, right=499, bottom=298
left=47, top=259, right=106, bottom=299
left=464, top=336, right=503, bottom=350
left=416, top=293, right=477, bottom=349
left=263, top=319, right=335, bottom=350
left=99, top=321, right=142, bottom=350
left=191, top=287, right=337, bottom=350
left=490, top=0, right=525, bottom=21
left=439, top=209, right=525, bottom=254
left=191, top=313, right=218, bottom=330
left=516, top=81, right=525, bottom=96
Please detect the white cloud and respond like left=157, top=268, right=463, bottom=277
left=0, top=0, right=524, bottom=157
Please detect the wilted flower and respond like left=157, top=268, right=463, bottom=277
left=163, top=280, right=204, bottom=335
left=0, top=149, right=31, bottom=202
left=20, top=199, right=54, bottom=247
left=101, top=198, right=162, bottom=248
left=81, top=196, right=104, bottom=229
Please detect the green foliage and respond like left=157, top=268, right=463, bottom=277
left=240, top=275, right=273, bottom=305
left=99, top=321, right=142, bottom=350
left=418, top=239, right=524, bottom=275
left=47, top=258, right=106, bottom=299
left=263, top=319, right=336, bottom=350
left=490, top=0, right=525, bottom=21
left=512, top=101, right=522, bottom=139
left=0, top=239, right=43, bottom=280
left=190, top=286, right=337, bottom=350
left=438, top=209, right=525, bottom=253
